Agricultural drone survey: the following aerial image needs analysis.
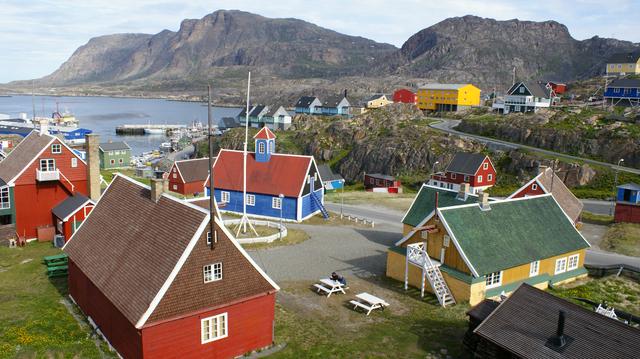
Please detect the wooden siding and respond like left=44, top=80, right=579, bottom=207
left=615, top=203, right=640, bottom=223
left=511, top=179, right=546, bottom=198
left=214, top=189, right=299, bottom=221
left=472, top=158, right=497, bottom=187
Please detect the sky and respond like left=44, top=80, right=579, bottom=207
left=1, top=0, right=639, bottom=83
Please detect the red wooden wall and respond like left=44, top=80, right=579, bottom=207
left=510, top=180, right=546, bottom=198
left=393, top=89, right=417, bottom=104
left=615, top=203, right=640, bottom=224
left=472, top=158, right=497, bottom=187
left=61, top=204, right=94, bottom=241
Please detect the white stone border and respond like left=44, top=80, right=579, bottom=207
left=223, top=219, right=287, bottom=244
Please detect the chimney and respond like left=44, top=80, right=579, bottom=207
left=85, top=134, right=101, bottom=201
left=344, top=89, right=348, bottom=98
left=552, top=310, right=567, bottom=348
left=39, top=119, right=48, bottom=136
left=457, top=183, right=470, bottom=201
left=150, top=170, right=164, bottom=203
left=479, top=191, right=490, bottom=211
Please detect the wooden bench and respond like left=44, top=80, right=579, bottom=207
left=47, top=265, right=68, bottom=278
left=43, top=253, right=68, bottom=266
left=350, top=300, right=376, bottom=315
left=314, top=283, right=332, bottom=294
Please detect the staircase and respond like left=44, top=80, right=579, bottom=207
left=406, top=242, right=456, bottom=307
left=423, top=264, right=456, bottom=307
left=311, top=192, right=330, bottom=219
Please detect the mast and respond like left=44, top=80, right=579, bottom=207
left=207, top=84, right=215, bottom=249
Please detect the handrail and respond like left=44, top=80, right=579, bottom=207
left=57, top=170, right=75, bottom=192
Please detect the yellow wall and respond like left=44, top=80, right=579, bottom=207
left=416, top=84, right=481, bottom=111
left=606, top=61, right=640, bottom=74
left=500, top=249, right=586, bottom=285
left=366, top=97, right=393, bottom=109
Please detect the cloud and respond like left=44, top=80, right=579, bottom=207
left=0, top=0, right=638, bottom=83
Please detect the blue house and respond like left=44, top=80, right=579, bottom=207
left=210, top=127, right=328, bottom=221
left=317, top=164, right=344, bottom=191
left=604, top=79, right=640, bottom=106
left=294, top=96, right=322, bottom=115
left=615, top=183, right=640, bottom=223
left=320, top=91, right=351, bottom=116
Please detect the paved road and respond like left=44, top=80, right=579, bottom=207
left=429, top=118, right=640, bottom=175
left=324, top=203, right=403, bottom=229
left=166, top=144, right=195, bottom=161
left=582, top=199, right=615, bottom=216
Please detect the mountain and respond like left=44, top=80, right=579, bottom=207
left=388, top=15, right=639, bottom=88
left=38, top=10, right=396, bottom=86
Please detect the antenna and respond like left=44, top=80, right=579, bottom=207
left=512, top=67, right=516, bottom=86
left=207, top=84, right=216, bottom=250
left=31, top=80, right=36, bottom=121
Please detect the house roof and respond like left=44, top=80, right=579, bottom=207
left=52, top=194, right=93, bottom=221
left=317, top=164, right=343, bottom=182
left=0, top=130, right=55, bottom=184
left=618, top=183, right=640, bottom=191
left=445, top=152, right=489, bottom=175
left=254, top=127, right=276, bottom=140
left=439, top=195, right=589, bottom=276
left=607, top=51, right=640, bottom=63
left=220, top=117, right=240, bottom=129
left=507, top=82, right=551, bottom=98
left=295, top=96, right=319, bottom=108
left=212, top=149, right=314, bottom=197
left=265, top=105, right=285, bottom=117
left=238, top=105, right=254, bottom=118
left=63, top=175, right=278, bottom=328
left=402, top=184, right=480, bottom=227
left=322, top=95, right=348, bottom=108
left=608, top=78, right=640, bottom=89
left=474, top=283, right=640, bottom=359
left=466, top=299, right=500, bottom=323
left=174, top=158, right=210, bottom=183
left=419, top=83, right=469, bottom=90
left=249, top=105, right=266, bottom=117
left=99, top=141, right=130, bottom=152
left=363, top=94, right=387, bottom=102
left=366, top=173, right=395, bottom=181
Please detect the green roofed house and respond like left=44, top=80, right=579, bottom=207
left=387, top=190, right=589, bottom=307
left=99, top=141, right=131, bottom=169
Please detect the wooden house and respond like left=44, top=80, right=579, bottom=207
left=99, top=141, right=131, bottom=169
left=364, top=173, right=402, bottom=193
left=210, top=127, right=328, bottom=221
left=63, top=174, right=279, bottom=359
left=363, top=94, right=393, bottom=109
left=546, top=81, right=567, bottom=95
left=416, top=84, right=481, bottom=111
left=392, top=89, right=417, bottom=104
left=509, top=166, right=583, bottom=225
left=606, top=52, right=640, bottom=75
left=501, top=82, right=552, bottom=114
left=387, top=193, right=590, bottom=306
left=614, top=183, right=640, bottom=223
left=52, top=193, right=94, bottom=242
left=604, top=78, right=640, bottom=107
left=168, top=158, right=210, bottom=196
left=428, top=152, right=496, bottom=194
left=0, top=130, right=90, bottom=240
left=294, top=96, right=322, bottom=115
left=261, top=106, right=292, bottom=130
left=466, top=284, right=640, bottom=358
left=248, top=105, right=269, bottom=127
left=320, top=92, right=350, bottom=116
left=317, top=164, right=344, bottom=191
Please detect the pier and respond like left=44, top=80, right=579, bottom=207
left=115, top=124, right=187, bottom=135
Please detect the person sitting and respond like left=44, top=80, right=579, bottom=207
left=331, top=272, right=347, bottom=286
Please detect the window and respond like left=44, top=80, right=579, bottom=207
left=443, top=235, right=450, bottom=247
left=172, top=173, right=177, bottom=179
left=246, top=194, right=255, bottom=206
left=487, top=174, right=493, bottom=181
left=530, top=260, right=540, bottom=277
left=201, top=313, right=228, bottom=343
left=464, top=175, right=470, bottom=182
left=555, top=257, right=567, bottom=274
left=110, top=159, right=115, bottom=165
left=420, top=230, right=428, bottom=239
left=118, top=158, right=123, bottom=164
left=221, top=191, right=230, bottom=203
left=485, top=271, right=502, bottom=289
left=39, top=159, right=55, bottom=171
left=567, top=254, right=579, bottom=270
left=532, top=183, right=538, bottom=191
left=51, top=144, right=61, bottom=154
left=272, top=196, right=282, bottom=209
left=203, top=262, right=222, bottom=283
left=206, top=231, right=217, bottom=245
left=477, top=175, right=483, bottom=183
left=0, top=187, right=9, bottom=209
left=483, top=163, right=488, bottom=170
left=519, top=87, right=524, bottom=94
left=71, top=158, right=77, bottom=168
left=258, top=142, right=265, bottom=154
left=270, top=140, right=275, bottom=152
left=451, top=173, right=457, bottom=179
left=172, top=184, right=178, bottom=190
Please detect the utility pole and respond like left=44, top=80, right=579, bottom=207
left=207, top=84, right=216, bottom=250
left=512, top=67, right=516, bottom=86
left=610, top=158, right=624, bottom=216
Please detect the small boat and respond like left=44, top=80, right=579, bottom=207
left=159, top=142, right=172, bottom=151
left=144, top=128, right=165, bottom=135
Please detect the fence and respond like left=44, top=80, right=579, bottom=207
left=222, top=219, right=287, bottom=244
left=341, top=213, right=375, bottom=228
left=584, top=263, right=640, bottom=281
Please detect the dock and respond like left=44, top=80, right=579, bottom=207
left=115, top=124, right=187, bottom=135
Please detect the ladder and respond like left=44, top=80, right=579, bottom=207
left=311, top=192, right=330, bottom=219
left=405, top=242, right=455, bottom=307
left=423, top=264, right=456, bottom=307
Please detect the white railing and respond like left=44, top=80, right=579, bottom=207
left=58, top=170, right=75, bottom=192
left=36, top=169, right=60, bottom=181
left=341, top=213, right=375, bottom=227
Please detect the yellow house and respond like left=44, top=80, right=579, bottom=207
left=606, top=52, right=640, bottom=75
left=416, top=83, right=481, bottom=111
left=386, top=185, right=590, bottom=306
left=364, top=94, right=393, bottom=109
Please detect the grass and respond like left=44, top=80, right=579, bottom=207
left=235, top=224, right=280, bottom=239
left=580, top=211, right=614, bottom=225
left=241, top=229, right=310, bottom=250
left=324, top=190, right=416, bottom=213
left=600, top=223, right=640, bottom=257
left=550, top=276, right=640, bottom=316
left=0, top=242, right=115, bottom=358
left=100, top=168, right=150, bottom=186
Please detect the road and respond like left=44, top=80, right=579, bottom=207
left=166, top=144, right=194, bottom=161
left=582, top=199, right=615, bottom=216
left=429, top=118, right=640, bottom=175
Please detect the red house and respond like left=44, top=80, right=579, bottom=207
left=52, top=194, right=94, bottom=241
left=547, top=82, right=567, bottom=95
left=168, top=158, right=210, bottom=196
left=614, top=183, right=640, bottom=224
left=0, top=130, right=88, bottom=240
left=392, top=89, right=417, bottom=104
left=428, top=153, right=496, bottom=194
left=364, top=173, right=402, bottom=193
left=63, top=174, right=279, bottom=359
left=508, top=166, right=583, bottom=225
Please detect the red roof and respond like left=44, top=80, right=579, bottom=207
left=253, top=127, right=276, bottom=140
left=212, top=149, right=312, bottom=197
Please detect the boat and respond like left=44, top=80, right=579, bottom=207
left=51, top=111, right=78, bottom=127
left=159, top=142, right=172, bottom=151
left=144, top=128, right=166, bottom=135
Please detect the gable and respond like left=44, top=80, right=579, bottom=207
left=445, top=153, right=488, bottom=176
left=402, top=185, right=479, bottom=227
left=175, top=158, right=210, bottom=183
left=0, top=131, right=53, bottom=184
left=508, top=83, right=531, bottom=96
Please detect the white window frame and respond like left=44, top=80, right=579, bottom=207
left=246, top=194, right=255, bottom=206
left=567, top=254, right=579, bottom=271
left=258, top=142, right=265, bottom=154
left=39, top=159, right=55, bottom=171
left=530, top=260, right=540, bottom=277
left=172, top=173, right=177, bottom=179
left=477, top=175, right=483, bottom=183
left=172, top=184, right=178, bottom=190
left=221, top=191, right=230, bottom=203
left=443, top=235, right=450, bottom=247
left=203, top=262, right=222, bottom=283
left=272, top=196, right=282, bottom=209
left=71, top=157, right=78, bottom=168
left=0, top=187, right=9, bottom=209
left=531, top=183, right=538, bottom=191
left=51, top=144, right=62, bottom=154
left=451, top=173, right=457, bottom=180
left=487, top=173, right=492, bottom=181
left=206, top=231, right=218, bottom=245
left=483, top=163, right=488, bottom=170
left=201, top=313, right=228, bottom=344
left=555, top=257, right=567, bottom=274
left=485, top=271, right=502, bottom=289
left=420, top=230, right=428, bottom=239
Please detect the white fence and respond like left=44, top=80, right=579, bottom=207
left=341, top=214, right=375, bottom=228
left=222, top=219, right=287, bottom=244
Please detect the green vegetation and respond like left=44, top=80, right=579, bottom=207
left=601, top=223, right=640, bottom=257
left=580, top=211, right=614, bottom=225
left=572, top=166, right=640, bottom=199
left=100, top=168, right=150, bottom=186
left=551, top=276, right=640, bottom=316
left=241, top=228, right=310, bottom=250
left=0, top=243, right=115, bottom=358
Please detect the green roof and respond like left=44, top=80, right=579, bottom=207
left=402, top=185, right=479, bottom=227
left=439, top=195, right=589, bottom=277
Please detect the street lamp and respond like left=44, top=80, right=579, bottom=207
left=278, top=193, right=284, bottom=240
left=610, top=159, right=624, bottom=216
left=340, top=179, right=345, bottom=219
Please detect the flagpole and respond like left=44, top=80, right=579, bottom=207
left=207, top=84, right=215, bottom=249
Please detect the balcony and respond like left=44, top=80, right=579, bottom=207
left=36, top=169, right=60, bottom=182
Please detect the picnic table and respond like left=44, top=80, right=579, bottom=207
left=43, top=253, right=68, bottom=266
left=313, top=278, right=347, bottom=298
left=350, top=292, right=390, bottom=315
left=47, top=264, right=68, bottom=278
